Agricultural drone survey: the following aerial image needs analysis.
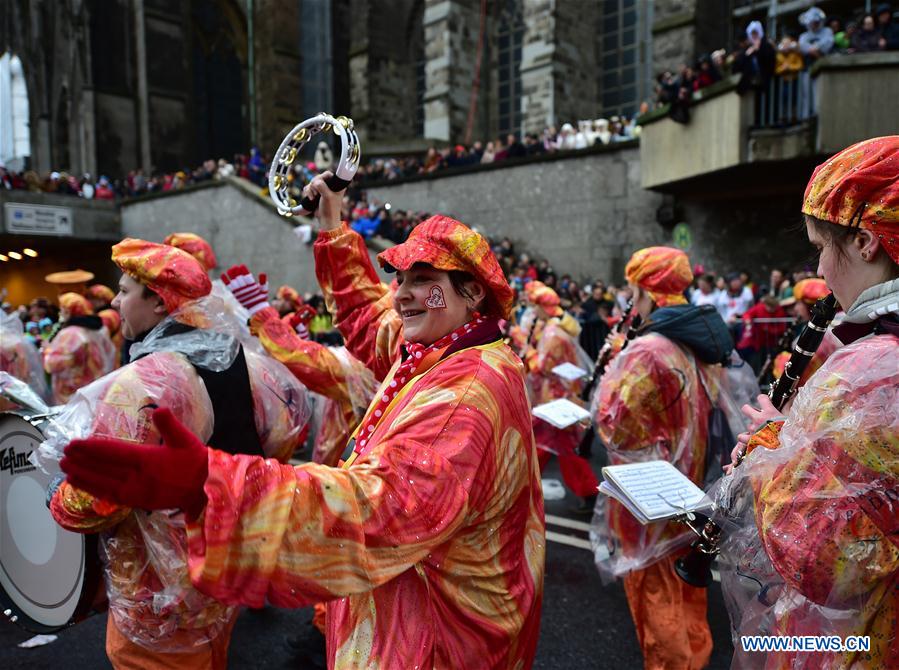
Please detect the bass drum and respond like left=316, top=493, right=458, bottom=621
left=0, top=412, right=102, bottom=632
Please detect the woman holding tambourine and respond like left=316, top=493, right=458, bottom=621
left=61, top=116, right=544, bottom=669
left=723, top=136, right=899, bottom=669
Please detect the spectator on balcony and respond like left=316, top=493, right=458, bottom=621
left=876, top=3, right=899, bottom=50
left=735, top=21, right=776, bottom=95
left=776, top=31, right=804, bottom=78
left=799, top=7, right=834, bottom=63
left=505, top=133, right=527, bottom=159
left=480, top=141, right=496, bottom=164
left=852, top=14, right=883, bottom=52
left=830, top=17, right=850, bottom=51
left=594, top=119, right=611, bottom=145
left=693, top=54, right=722, bottom=90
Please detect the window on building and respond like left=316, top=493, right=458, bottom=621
left=409, top=1, right=426, bottom=137
left=497, top=0, right=525, bottom=137
left=598, top=0, right=651, bottom=118
left=301, top=0, right=334, bottom=121
left=0, top=52, right=30, bottom=170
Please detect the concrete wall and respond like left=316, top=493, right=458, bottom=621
left=639, top=78, right=751, bottom=189
left=365, top=145, right=666, bottom=282
left=119, top=177, right=385, bottom=295
left=815, top=52, right=899, bottom=155
left=0, top=190, right=120, bottom=241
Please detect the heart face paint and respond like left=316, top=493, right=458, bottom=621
left=424, top=285, right=447, bottom=309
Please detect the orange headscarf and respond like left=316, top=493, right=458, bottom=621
left=529, top=285, right=563, bottom=317
left=378, top=215, right=515, bottom=319
left=803, top=135, right=899, bottom=265
left=625, top=246, right=692, bottom=307
left=163, top=232, right=218, bottom=272
left=111, top=238, right=212, bottom=313
left=59, top=292, right=93, bottom=317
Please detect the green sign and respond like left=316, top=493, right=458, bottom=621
left=673, top=222, right=692, bottom=250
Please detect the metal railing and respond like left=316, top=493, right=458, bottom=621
left=754, top=72, right=816, bottom=128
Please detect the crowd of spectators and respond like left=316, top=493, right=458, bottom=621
left=355, top=119, right=639, bottom=183
left=653, top=4, right=899, bottom=124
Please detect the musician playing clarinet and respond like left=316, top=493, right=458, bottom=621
left=61, top=173, right=545, bottom=670
left=724, top=136, right=899, bottom=669
left=592, top=246, right=742, bottom=669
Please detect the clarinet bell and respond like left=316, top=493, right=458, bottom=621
left=674, top=543, right=715, bottom=588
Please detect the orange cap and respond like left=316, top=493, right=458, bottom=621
left=530, top=285, right=563, bottom=317
left=86, top=284, right=116, bottom=304
left=59, top=292, right=93, bottom=317
left=163, top=232, right=218, bottom=272
left=377, top=215, right=515, bottom=319
left=793, top=278, right=830, bottom=304
left=803, top=135, right=899, bottom=264
left=97, top=308, right=122, bottom=335
left=111, top=238, right=212, bottom=313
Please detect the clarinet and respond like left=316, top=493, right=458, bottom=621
left=576, top=302, right=639, bottom=457
left=767, top=292, right=838, bottom=409
left=674, top=292, right=839, bottom=587
left=580, top=299, right=636, bottom=402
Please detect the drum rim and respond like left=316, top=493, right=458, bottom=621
left=0, top=412, right=98, bottom=633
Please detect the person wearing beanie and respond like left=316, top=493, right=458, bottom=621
left=592, top=246, right=744, bottom=669
left=47, top=238, right=311, bottom=669
left=724, top=137, right=899, bottom=669
left=62, top=173, right=544, bottom=669
left=42, top=292, right=115, bottom=403
left=86, top=283, right=116, bottom=312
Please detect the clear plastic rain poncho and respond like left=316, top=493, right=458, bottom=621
left=0, top=311, right=50, bottom=410
left=38, top=295, right=311, bottom=651
left=43, top=321, right=116, bottom=403
left=589, top=334, right=754, bottom=582
left=714, top=332, right=899, bottom=669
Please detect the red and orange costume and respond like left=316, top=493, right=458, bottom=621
left=592, top=247, right=746, bottom=670
left=174, top=217, right=545, bottom=669
left=43, top=292, right=115, bottom=403
left=721, top=136, right=899, bottom=669
left=47, top=239, right=310, bottom=669
left=523, top=284, right=598, bottom=500
left=163, top=232, right=218, bottom=272
left=0, top=311, right=49, bottom=410
left=248, top=306, right=377, bottom=466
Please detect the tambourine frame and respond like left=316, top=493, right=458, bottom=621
left=268, top=113, right=360, bottom=217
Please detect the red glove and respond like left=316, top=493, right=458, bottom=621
left=60, top=408, right=210, bottom=519
left=221, top=264, right=270, bottom=316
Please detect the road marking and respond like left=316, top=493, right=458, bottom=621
left=545, top=514, right=592, bottom=532
left=546, top=530, right=593, bottom=551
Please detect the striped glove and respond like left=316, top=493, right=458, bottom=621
left=222, top=264, right=270, bottom=316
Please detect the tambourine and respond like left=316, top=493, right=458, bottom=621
left=268, top=113, right=361, bottom=217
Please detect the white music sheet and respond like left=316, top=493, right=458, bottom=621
left=551, top=362, right=589, bottom=382
left=532, top=398, right=591, bottom=429
left=600, top=461, right=711, bottom=524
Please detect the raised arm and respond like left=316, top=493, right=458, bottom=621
left=309, top=173, right=403, bottom=379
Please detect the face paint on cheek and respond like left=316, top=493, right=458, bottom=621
left=424, top=285, right=447, bottom=310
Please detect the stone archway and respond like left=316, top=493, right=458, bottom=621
left=0, top=52, right=32, bottom=171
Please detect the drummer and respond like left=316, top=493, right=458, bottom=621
left=48, top=239, right=310, bottom=669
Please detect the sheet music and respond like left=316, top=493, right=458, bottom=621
left=600, top=461, right=710, bottom=523
left=532, top=398, right=591, bottom=429
left=552, top=362, right=589, bottom=382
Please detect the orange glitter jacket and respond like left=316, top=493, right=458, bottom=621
left=184, top=225, right=545, bottom=669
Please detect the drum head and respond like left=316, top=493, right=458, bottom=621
left=0, top=413, right=87, bottom=631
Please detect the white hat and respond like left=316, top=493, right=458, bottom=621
left=50, top=171, right=60, bottom=180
